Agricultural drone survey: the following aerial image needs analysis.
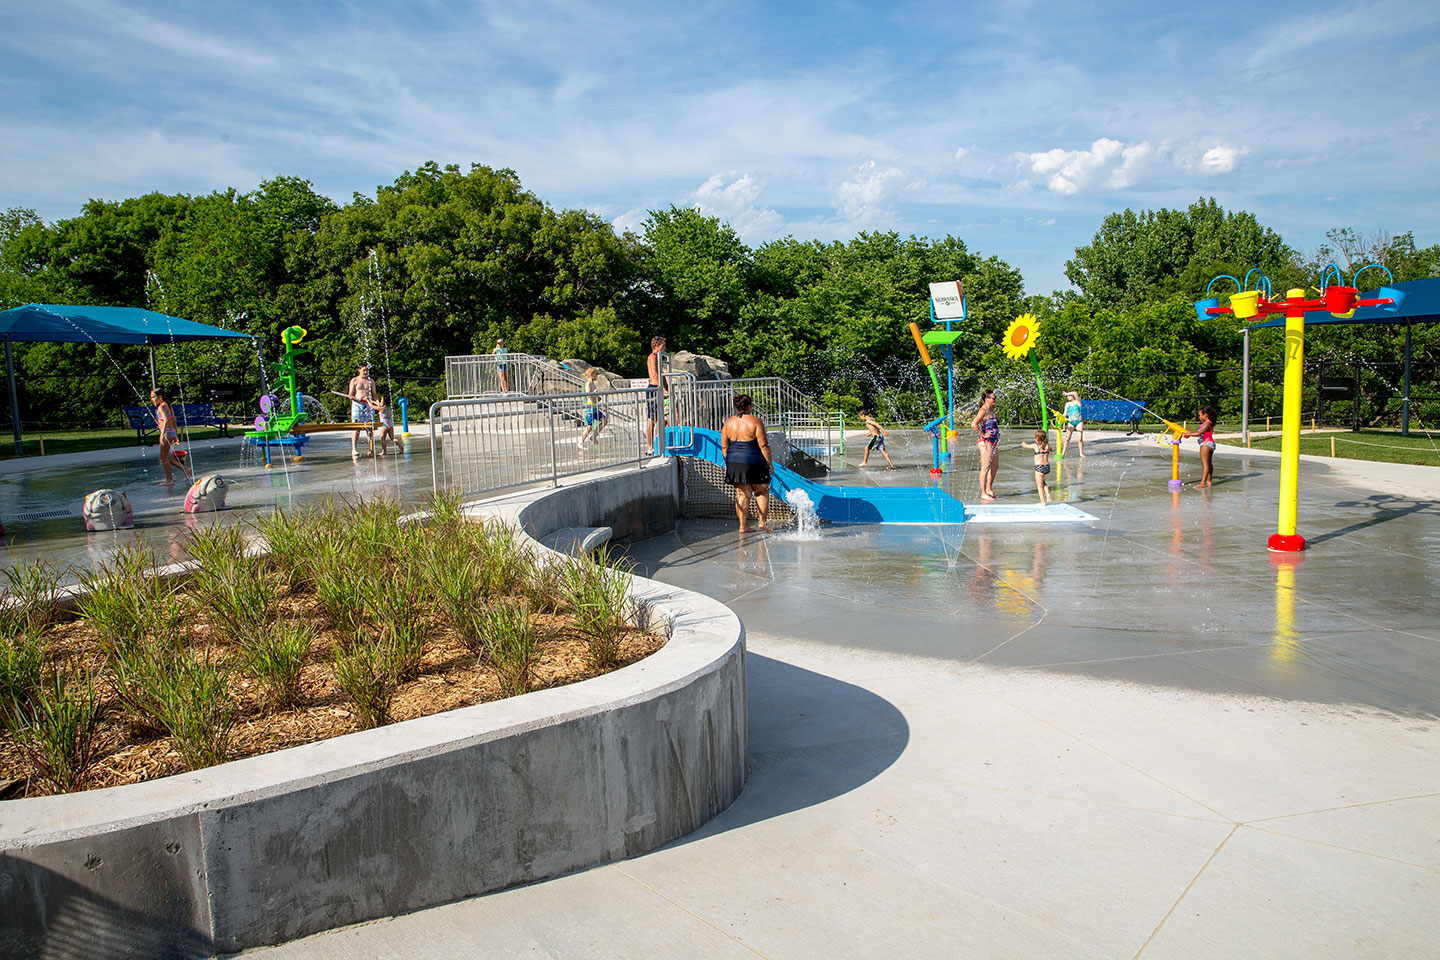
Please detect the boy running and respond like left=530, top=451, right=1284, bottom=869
left=859, top=409, right=895, bottom=469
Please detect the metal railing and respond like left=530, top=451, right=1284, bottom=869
left=682, top=377, right=844, bottom=470
left=436, top=359, right=848, bottom=493
left=444, top=353, right=589, bottom=398
left=430, top=386, right=652, bottom=497
left=781, top=411, right=845, bottom=463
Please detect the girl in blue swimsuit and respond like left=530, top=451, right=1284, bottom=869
left=971, top=388, right=1000, bottom=501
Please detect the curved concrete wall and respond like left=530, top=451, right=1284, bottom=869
left=0, top=460, right=746, bottom=957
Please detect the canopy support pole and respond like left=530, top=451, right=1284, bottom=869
left=6, top=338, right=22, bottom=456
left=1241, top=328, right=1250, bottom=446
left=1401, top=321, right=1413, bottom=436
left=149, top=345, right=157, bottom=390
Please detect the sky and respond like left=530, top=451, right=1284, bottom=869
left=2, top=0, right=1438, bottom=293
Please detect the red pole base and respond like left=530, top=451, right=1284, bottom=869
left=1267, top=533, right=1307, bottom=552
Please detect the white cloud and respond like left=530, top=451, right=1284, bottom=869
left=1018, top=137, right=1249, bottom=194
left=692, top=172, right=784, bottom=238
left=953, top=146, right=969, bottom=160
left=1200, top=143, right=1245, bottom=174
left=835, top=160, right=906, bottom=226
left=1023, top=138, right=1127, bottom=195
left=610, top=207, right=648, bottom=237
left=1175, top=141, right=1248, bottom=176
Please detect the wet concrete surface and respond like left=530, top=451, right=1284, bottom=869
left=624, top=432, right=1440, bottom=717
left=0, top=433, right=435, bottom=576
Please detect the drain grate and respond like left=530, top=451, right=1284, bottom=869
left=13, top=508, right=74, bottom=521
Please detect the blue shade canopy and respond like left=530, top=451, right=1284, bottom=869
left=1244, top=278, right=1440, bottom=330
left=0, top=304, right=252, bottom=344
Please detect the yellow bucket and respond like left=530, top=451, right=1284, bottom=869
left=1230, top=290, right=1261, bottom=319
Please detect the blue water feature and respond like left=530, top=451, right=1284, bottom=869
left=667, top=427, right=966, bottom=524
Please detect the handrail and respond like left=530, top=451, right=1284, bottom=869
left=430, top=384, right=652, bottom=497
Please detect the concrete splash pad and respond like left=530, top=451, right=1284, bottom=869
left=638, top=433, right=1440, bottom=717
left=0, top=434, right=437, bottom=575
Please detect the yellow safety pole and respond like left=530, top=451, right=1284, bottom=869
left=1270, top=299, right=1307, bottom=552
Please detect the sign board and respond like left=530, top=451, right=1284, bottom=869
left=929, top=281, right=966, bottom=320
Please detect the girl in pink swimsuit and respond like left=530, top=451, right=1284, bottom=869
left=1185, top=406, right=1218, bottom=487
left=150, top=388, right=189, bottom=484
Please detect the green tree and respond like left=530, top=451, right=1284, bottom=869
left=638, top=206, right=752, bottom=353
left=1066, top=198, right=1295, bottom=308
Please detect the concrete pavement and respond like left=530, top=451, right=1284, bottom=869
left=238, top=435, right=1440, bottom=959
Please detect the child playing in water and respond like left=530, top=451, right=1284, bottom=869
left=859, top=409, right=894, bottom=469
left=1061, top=390, right=1086, bottom=458
left=150, top=388, right=191, bottom=484
left=1182, top=406, right=1218, bottom=487
left=1020, top=429, right=1052, bottom=504
left=375, top=395, right=404, bottom=455
left=576, top=366, right=608, bottom=453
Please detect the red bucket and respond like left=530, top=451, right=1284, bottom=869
left=1325, top=285, right=1358, bottom=314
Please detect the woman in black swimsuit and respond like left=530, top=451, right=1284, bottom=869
left=722, top=394, right=773, bottom=533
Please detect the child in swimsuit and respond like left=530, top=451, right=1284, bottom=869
left=1021, top=429, right=1052, bottom=504
left=1061, top=390, right=1086, bottom=458
left=858, top=408, right=894, bottom=469
left=150, top=387, right=190, bottom=484
left=576, top=367, right=608, bottom=454
left=375, top=396, right=404, bottom=455
left=1183, top=405, right=1218, bottom=487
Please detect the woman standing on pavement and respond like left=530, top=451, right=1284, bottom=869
left=971, top=388, right=1000, bottom=501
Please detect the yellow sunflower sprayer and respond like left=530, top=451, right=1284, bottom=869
left=1001, top=313, right=1063, bottom=462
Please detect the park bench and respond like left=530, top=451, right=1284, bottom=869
left=1080, top=400, right=1146, bottom=435
left=123, top=402, right=233, bottom=445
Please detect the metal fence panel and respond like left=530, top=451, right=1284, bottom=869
left=430, top=387, right=649, bottom=497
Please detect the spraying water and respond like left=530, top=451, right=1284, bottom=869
left=784, top=488, right=821, bottom=539
left=367, top=249, right=395, bottom=400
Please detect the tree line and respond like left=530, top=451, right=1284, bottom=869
left=1, top=162, right=1435, bottom=430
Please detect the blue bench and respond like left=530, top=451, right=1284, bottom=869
left=123, top=403, right=233, bottom=445
left=1080, top=400, right=1146, bottom=434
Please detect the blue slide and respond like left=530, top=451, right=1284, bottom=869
left=667, top=427, right=966, bottom=524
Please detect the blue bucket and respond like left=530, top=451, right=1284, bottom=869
left=1193, top=297, right=1219, bottom=322
left=1377, top=286, right=1407, bottom=312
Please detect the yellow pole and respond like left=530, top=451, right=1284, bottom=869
left=1331, top=436, right=1336, bottom=457
left=1171, top=440, right=1179, bottom=483
left=1270, top=309, right=1306, bottom=551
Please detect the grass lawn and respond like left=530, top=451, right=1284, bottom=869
left=0, top=426, right=232, bottom=460
left=1240, top=429, right=1440, bottom=468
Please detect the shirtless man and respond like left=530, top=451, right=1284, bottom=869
left=645, top=336, right=667, bottom=455
left=347, top=363, right=379, bottom=457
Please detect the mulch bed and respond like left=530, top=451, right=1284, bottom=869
left=0, top=583, right=665, bottom=799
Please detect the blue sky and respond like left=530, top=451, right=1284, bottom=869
left=3, top=0, right=1438, bottom=292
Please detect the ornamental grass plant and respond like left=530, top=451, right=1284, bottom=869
left=239, top=621, right=312, bottom=709
left=0, top=495, right=663, bottom=796
left=8, top=665, right=102, bottom=793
